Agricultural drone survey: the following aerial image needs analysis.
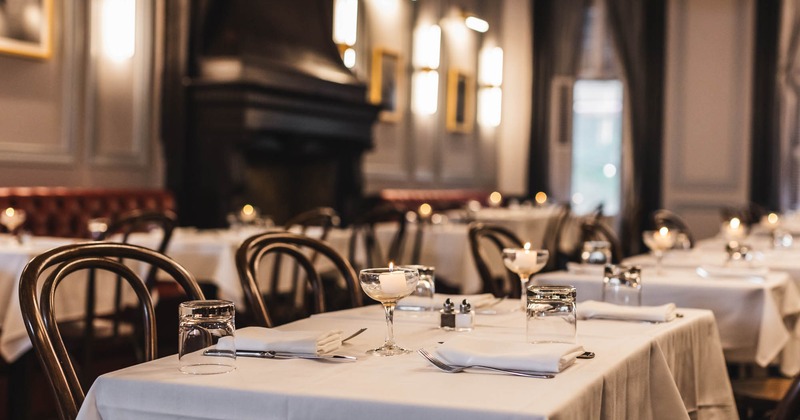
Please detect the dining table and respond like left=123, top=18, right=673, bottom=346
left=76, top=298, right=737, bottom=419
left=535, top=262, right=800, bottom=376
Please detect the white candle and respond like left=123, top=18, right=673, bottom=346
left=723, top=218, right=745, bottom=240
left=240, top=204, right=257, bottom=223
left=652, top=227, right=674, bottom=249
left=379, top=271, right=407, bottom=295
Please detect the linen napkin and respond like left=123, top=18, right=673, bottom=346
left=435, top=336, right=584, bottom=373
left=216, top=326, right=343, bottom=354
left=578, top=300, right=676, bottom=323
left=566, top=262, right=605, bottom=276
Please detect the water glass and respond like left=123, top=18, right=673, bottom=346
left=179, top=300, right=236, bottom=374
left=580, top=241, right=612, bottom=265
left=526, top=285, right=577, bottom=344
left=400, top=265, right=435, bottom=311
left=602, top=264, right=642, bottom=306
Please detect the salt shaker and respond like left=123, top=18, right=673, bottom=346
left=455, top=299, right=474, bottom=331
left=440, top=298, right=456, bottom=330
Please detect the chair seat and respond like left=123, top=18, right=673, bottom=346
left=734, top=377, right=793, bottom=403
left=58, top=318, right=136, bottom=339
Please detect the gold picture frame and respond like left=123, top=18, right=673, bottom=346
left=369, top=47, right=402, bottom=122
left=446, top=69, right=475, bottom=133
left=0, top=0, right=54, bottom=59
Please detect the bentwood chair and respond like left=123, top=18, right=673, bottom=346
left=468, top=222, right=525, bottom=297
left=652, top=209, right=695, bottom=249
left=236, top=231, right=362, bottom=328
left=19, top=242, right=205, bottom=420
left=579, top=218, right=624, bottom=264
left=541, top=203, right=572, bottom=271
left=347, top=204, right=408, bottom=271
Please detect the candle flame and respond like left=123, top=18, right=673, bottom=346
left=768, top=213, right=779, bottom=224
left=523, top=242, right=531, bottom=251
left=730, top=217, right=741, bottom=229
left=489, top=191, right=502, bottom=205
left=388, top=261, right=394, bottom=271
left=241, top=204, right=255, bottom=216
left=4, top=208, right=14, bottom=217
left=534, top=191, right=547, bottom=204
left=658, top=226, right=669, bottom=236
left=418, top=203, right=432, bottom=218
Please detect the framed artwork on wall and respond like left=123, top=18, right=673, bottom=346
left=446, top=69, right=475, bottom=133
left=369, top=47, right=401, bottom=122
left=0, top=0, right=53, bottom=59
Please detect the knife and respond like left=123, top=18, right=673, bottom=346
left=203, top=349, right=357, bottom=362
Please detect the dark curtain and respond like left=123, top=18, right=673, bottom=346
left=528, top=0, right=589, bottom=195
left=604, top=0, right=666, bottom=255
left=750, top=0, right=782, bottom=211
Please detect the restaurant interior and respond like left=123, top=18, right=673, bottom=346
left=0, top=0, right=798, bottom=418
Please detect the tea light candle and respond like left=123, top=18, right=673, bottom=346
left=488, top=191, right=502, bottom=208
left=515, top=243, right=539, bottom=270
left=240, top=204, right=257, bottom=223
left=765, top=213, right=780, bottom=231
left=379, top=264, right=407, bottom=295
left=723, top=217, right=745, bottom=240
left=652, top=227, right=674, bottom=249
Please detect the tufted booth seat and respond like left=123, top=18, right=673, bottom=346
left=378, top=189, right=492, bottom=211
left=0, top=187, right=175, bottom=238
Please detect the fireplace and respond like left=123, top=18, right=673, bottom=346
left=161, top=0, right=380, bottom=228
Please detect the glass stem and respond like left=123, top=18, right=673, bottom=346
left=383, top=303, right=396, bottom=348
left=655, top=251, right=663, bottom=275
left=519, top=274, right=530, bottom=310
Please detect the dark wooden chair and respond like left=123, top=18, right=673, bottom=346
left=541, top=203, right=572, bottom=271
left=268, top=208, right=341, bottom=322
left=579, top=218, right=623, bottom=264
left=468, top=222, right=525, bottom=297
left=19, top=242, right=205, bottom=420
left=236, top=232, right=362, bottom=328
left=733, top=372, right=800, bottom=419
left=652, top=209, right=694, bottom=249
left=347, top=204, right=409, bottom=271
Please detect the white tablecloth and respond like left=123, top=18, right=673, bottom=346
left=535, top=267, right=800, bottom=375
left=0, top=236, right=131, bottom=362
left=77, top=303, right=736, bottom=419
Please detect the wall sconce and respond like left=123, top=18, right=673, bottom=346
left=412, top=25, right=441, bottom=116
left=478, top=47, right=503, bottom=127
left=333, top=0, right=358, bottom=68
left=463, top=13, right=489, bottom=33
left=101, top=0, right=136, bottom=62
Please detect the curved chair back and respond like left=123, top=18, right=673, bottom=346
left=348, top=204, right=408, bottom=271
left=580, top=219, right=624, bottom=264
left=653, top=209, right=694, bottom=249
left=236, top=232, right=362, bottom=328
left=19, top=242, right=204, bottom=420
left=468, top=222, right=525, bottom=297
left=275, top=207, right=341, bottom=302
left=541, top=203, right=572, bottom=271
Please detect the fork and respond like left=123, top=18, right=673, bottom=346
left=417, top=349, right=554, bottom=379
left=342, top=327, right=367, bottom=344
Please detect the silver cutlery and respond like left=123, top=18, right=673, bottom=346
left=342, top=327, right=367, bottom=343
left=417, top=349, right=554, bottom=379
left=204, top=349, right=357, bottom=362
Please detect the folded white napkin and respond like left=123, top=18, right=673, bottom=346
left=216, top=327, right=343, bottom=354
left=566, top=262, right=605, bottom=276
left=578, top=300, right=676, bottom=323
left=435, top=336, right=584, bottom=373
left=696, top=265, right=769, bottom=279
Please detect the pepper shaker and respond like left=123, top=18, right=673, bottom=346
left=440, top=298, right=456, bottom=330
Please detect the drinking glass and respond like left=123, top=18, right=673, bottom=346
left=399, top=265, right=435, bottom=311
left=642, top=228, right=676, bottom=275
left=502, top=247, right=549, bottom=310
left=602, top=264, right=642, bottom=306
left=179, top=300, right=236, bottom=374
left=526, top=285, right=577, bottom=344
left=580, top=241, right=612, bottom=265
left=359, top=267, right=419, bottom=356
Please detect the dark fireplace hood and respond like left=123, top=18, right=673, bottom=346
left=162, top=0, right=380, bottom=228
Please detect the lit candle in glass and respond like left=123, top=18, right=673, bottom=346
left=488, top=191, right=502, bottom=208
left=378, top=262, right=407, bottom=296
